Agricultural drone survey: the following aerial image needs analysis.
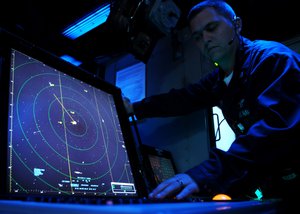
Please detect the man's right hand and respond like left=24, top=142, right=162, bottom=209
left=148, top=173, right=199, bottom=200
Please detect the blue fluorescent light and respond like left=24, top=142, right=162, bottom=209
left=60, top=54, right=82, bottom=66
left=62, top=3, right=110, bottom=40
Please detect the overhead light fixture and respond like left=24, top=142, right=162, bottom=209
left=60, top=54, right=82, bottom=66
left=62, top=3, right=110, bottom=40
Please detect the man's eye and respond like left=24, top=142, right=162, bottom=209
left=192, top=32, right=202, bottom=41
left=206, top=23, right=218, bottom=32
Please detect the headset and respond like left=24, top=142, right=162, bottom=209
left=228, top=16, right=239, bottom=45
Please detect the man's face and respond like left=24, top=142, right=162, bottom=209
left=189, top=7, right=236, bottom=64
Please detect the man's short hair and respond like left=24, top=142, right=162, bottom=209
left=187, top=0, right=236, bottom=24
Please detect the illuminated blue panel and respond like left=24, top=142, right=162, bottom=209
left=60, top=54, right=82, bottom=66
left=62, top=3, right=110, bottom=40
left=116, top=62, right=146, bottom=103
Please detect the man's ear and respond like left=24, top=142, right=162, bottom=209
left=234, top=16, right=242, bottom=34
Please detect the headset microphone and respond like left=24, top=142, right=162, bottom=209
left=228, top=32, right=236, bottom=45
left=228, top=16, right=238, bottom=45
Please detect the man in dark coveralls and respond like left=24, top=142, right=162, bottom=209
left=124, top=0, right=300, bottom=208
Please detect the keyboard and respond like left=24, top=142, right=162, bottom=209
left=1, top=194, right=210, bottom=205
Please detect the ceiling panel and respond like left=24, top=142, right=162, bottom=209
left=1, top=0, right=298, bottom=72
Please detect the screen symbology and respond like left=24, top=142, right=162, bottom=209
left=7, top=49, right=137, bottom=196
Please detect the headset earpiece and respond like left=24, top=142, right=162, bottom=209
left=232, top=16, right=241, bottom=30
left=232, top=16, right=237, bottom=28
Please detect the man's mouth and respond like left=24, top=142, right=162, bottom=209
left=208, top=46, right=218, bottom=52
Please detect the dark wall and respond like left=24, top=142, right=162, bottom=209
left=105, top=27, right=215, bottom=172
